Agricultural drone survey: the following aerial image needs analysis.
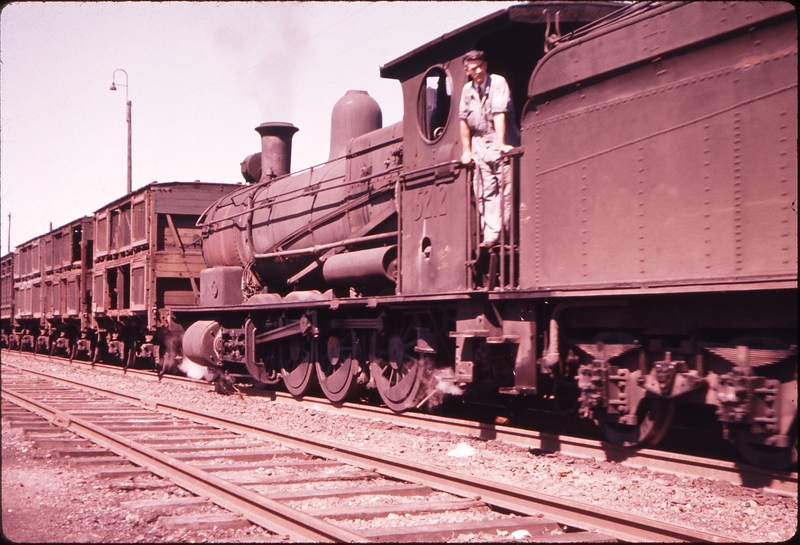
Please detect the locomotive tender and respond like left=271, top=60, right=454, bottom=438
left=175, top=1, right=797, bottom=469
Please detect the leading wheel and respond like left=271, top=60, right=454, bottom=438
left=369, top=317, right=429, bottom=412
left=597, top=398, right=675, bottom=447
left=280, top=336, right=318, bottom=397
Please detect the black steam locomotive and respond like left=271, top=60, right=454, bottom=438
left=173, top=2, right=798, bottom=469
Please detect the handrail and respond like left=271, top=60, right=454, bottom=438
left=198, top=166, right=402, bottom=229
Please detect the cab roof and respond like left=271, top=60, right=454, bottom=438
left=379, top=2, right=624, bottom=81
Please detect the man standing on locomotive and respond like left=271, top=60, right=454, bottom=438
left=459, top=50, right=520, bottom=248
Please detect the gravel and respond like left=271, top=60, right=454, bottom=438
left=2, top=352, right=797, bottom=542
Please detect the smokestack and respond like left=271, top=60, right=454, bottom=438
left=254, top=122, right=299, bottom=182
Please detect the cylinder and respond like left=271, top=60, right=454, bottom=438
left=329, top=90, right=382, bottom=160
left=255, top=122, right=299, bottom=181
left=182, top=320, right=222, bottom=368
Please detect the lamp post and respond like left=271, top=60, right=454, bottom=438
left=110, top=69, right=132, bottom=195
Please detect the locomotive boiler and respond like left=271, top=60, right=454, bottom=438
left=198, top=91, right=401, bottom=298
left=175, top=1, right=797, bottom=470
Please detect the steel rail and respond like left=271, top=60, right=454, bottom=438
left=5, top=353, right=796, bottom=496
left=2, top=362, right=732, bottom=543
left=0, top=383, right=365, bottom=543
left=280, top=395, right=799, bottom=496
left=146, top=401, right=736, bottom=543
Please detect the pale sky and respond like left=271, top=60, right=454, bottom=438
left=0, top=1, right=515, bottom=255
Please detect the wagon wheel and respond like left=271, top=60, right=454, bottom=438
left=316, top=330, right=362, bottom=404
left=124, top=345, right=136, bottom=373
left=597, top=398, right=675, bottom=447
left=247, top=342, right=283, bottom=388
left=279, top=335, right=318, bottom=397
left=369, top=317, right=429, bottom=412
left=91, top=345, right=100, bottom=366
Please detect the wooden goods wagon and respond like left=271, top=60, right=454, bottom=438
left=1, top=253, right=15, bottom=347
left=91, top=181, right=240, bottom=366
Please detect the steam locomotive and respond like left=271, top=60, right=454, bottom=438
left=172, top=1, right=798, bottom=470
left=3, top=2, right=795, bottom=470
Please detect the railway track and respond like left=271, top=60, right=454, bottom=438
left=2, top=361, right=735, bottom=542
left=6, top=349, right=795, bottom=497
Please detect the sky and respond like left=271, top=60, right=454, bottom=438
left=0, top=1, right=516, bottom=255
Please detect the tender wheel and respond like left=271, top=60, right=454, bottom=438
left=91, top=344, right=103, bottom=366
left=317, top=330, right=362, bottom=404
left=125, top=344, right=136, bottom=372
left=730, top=414, right=798, bottom=471
left=732, top=438, right=798, bottom=471
left=597, top=398, right=675, bottom=447
left=280, top=336, right=317, bottom=397
left=369, top=317, right=429, bottom=412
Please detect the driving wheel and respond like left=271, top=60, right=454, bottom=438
left=317, top=330, right=362, bottom=403
left=369, top=317, right=429, bottom=412
left=279, top=335, right=317, bottom=397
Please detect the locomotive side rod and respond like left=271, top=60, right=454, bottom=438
left=252, top=316, right=314, bottom=345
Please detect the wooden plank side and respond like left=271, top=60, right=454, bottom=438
left=152, top=183, right=239, bottom=215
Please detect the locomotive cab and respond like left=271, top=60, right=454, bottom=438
left=380, top=2, right=621, bottom=294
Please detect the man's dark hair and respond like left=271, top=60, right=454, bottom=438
left=463, top=50, right=486, bottom=64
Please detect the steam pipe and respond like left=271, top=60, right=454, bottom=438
left=253, top=232, right=397, bottom=260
